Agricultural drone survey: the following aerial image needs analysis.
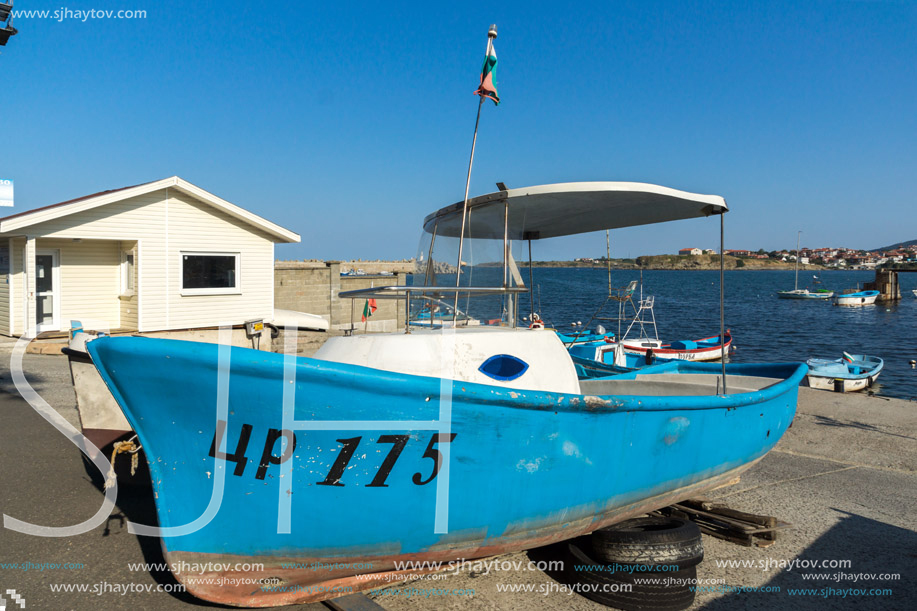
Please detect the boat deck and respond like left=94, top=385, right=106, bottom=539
left=580, top=373, right=783, bottom=396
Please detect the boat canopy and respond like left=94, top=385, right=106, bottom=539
left=423, top=182, right=728, bottom=240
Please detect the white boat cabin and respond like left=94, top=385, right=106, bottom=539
left=319, top=182, right=729, bottom=393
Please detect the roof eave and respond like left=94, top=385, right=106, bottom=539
left=0, top=176, right=301, bottom=243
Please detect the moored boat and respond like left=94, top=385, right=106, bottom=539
left=834, top=290, right=879, bottom=306
left=563, top=286, right=732, bottom=365
left=63, top=325, right=133, bottom=451
left=778, top=232, right=832, bottom=299
left=85, top=181, right=807, bottom=607
left=777, top=289, right=834, bottom=300
left=620, top=331, right=733, bottom=362
left=805, top=353, right=883, bottom=392
left=555, top=329, right=615, bottom=345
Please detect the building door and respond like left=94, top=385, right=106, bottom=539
left=35, top=249, right=60, bottom=332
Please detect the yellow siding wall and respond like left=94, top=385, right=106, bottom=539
left=5, top=188, right=276, bottom=334
left=39, top=238, right=121, bottom=331
left=9, top=238, right=23, bottom=335
left=165, top=191, right=274, bottom=329
left=0, top=239, right=9, bottom=334
left=4, top=238, right=25, bottom=335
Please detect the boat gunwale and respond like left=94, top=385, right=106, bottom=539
left=805, top=355, right=883, bottom=380
left=87, top=336, right=808, bottom=417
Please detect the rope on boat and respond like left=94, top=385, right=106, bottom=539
left=103, top=436, right=142, bottom=489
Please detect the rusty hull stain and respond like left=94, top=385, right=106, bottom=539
left=163, top=461, right=757, bottom=607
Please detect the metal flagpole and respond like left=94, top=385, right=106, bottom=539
left=453, top=24, right=498, bottom=323
left=720, top=212, right=727, bottom=395
left=606, top=230, right=612, bottom=295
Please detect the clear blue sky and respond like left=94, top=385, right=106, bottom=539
left=4, top=0, right=915, bottom=260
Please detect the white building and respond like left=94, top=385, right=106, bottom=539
left=0, top=176, right=300, bottom=336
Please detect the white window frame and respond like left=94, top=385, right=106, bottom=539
left=179, top=251, right=241, bottom=296
left=120, top=250, right=135, bottom=297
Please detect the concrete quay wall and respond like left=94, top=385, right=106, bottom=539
left=274, top=261, right=408, bottom=332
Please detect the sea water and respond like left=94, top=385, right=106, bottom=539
left=531, top=268, right=917, bottom=401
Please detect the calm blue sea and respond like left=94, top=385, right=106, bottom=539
left=530, top=268, right=917, bottom=401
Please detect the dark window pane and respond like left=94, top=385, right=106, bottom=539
left=182, top=255, right=237, bottom=289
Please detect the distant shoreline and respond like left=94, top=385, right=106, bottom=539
left=530, top=264, right=838, bottom=271
left=530, top=255, right=833, bottom=271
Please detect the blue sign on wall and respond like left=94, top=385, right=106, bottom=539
left=0, top=179, right=12, bottom=207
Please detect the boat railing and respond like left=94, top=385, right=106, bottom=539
left=338, top=285, right=529, bottom=333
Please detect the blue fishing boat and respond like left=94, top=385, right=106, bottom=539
left=555, top=329, right=615, bottom=345
left=86, top=181, right=807, bottom=607
left=565, top=291, right=732, bottom=368
left=834, top=289, right=879, bottom=306
left=805, top=353, right=883, bottom=392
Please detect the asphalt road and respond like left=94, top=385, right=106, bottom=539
left=0, top=343, right=325, bottom=610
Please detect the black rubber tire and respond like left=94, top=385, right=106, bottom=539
left=567, top=541, right=697, bottom=610
left=591, top=516, right=703, bottom=570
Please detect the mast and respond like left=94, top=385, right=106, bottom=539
left=794, top=231, right=801, bottom=291
left=453, top=24, right=499, bottom=323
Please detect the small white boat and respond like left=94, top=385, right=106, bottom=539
left=805, top=353, right=883, bottom=392
left=778, top=289, right=834, bottom=300
left=63, top=328, right=133, bottom=450
left=778, top=232, right=832, bottom=299
left=912, top=289, right=917, bottom=298
left=834, top=290, right=879, bottom=306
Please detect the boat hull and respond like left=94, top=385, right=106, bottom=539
left=805, top=374, right=877, bottom=392
left=620, top=333, right=732, bottom=362
left=834, top=292, right=879, bottom=306
left=804, top=354, right=883, bottom=393
left=63, top=344, right=133, bottom=449
left=777, top=291, right=833, bottom=299
left=162, top=460, right=758, bottom=606
left=87, top=337, right=805, bottom=607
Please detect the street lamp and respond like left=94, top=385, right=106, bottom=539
left=0, top=1, right=17, bottom=47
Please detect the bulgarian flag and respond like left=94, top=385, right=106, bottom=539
left=474, top=37, right=500, bottom=105
left=361, top=299, right=377, bottom=322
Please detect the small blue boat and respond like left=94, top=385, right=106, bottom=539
left=86, top=182, right=807, bottom=606
left=805, top=353, right=883, bottom=392
left=834, top=290, right=879, bottom=306
left=555, top=329, right=616, bottom=345
left=567, top=340, right=655, bottom=372
left=569, top=351, right=639, bottom=377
